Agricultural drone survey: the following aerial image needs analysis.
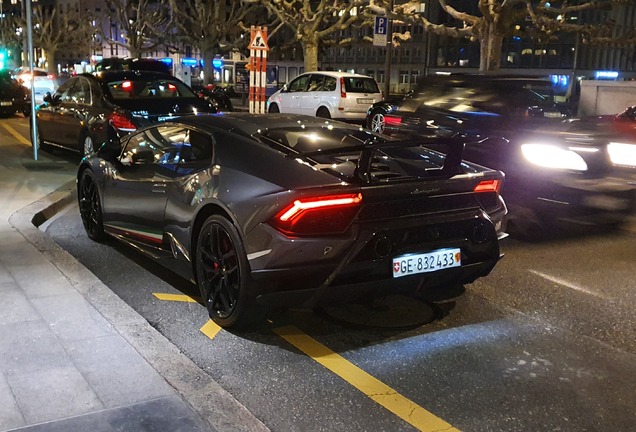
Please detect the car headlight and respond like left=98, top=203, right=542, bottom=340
left=520, top=143, right=587, bottom=171
left=608, top=142, right=636, bottom=168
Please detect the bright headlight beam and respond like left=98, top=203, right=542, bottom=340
left=521, top=143, right=587, bottom=171
left=608, top=142, right=636, bottom=167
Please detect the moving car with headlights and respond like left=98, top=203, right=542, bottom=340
left=13, top=66, right=57, bottom=104
left=34, top=70, right=219, bottom=155
left=267, top=71, right=382, bottom=121
left=0, top=70, right=30, bottom=117
left=367, top=75, right=635, bottom=237
left=77, top=113, right=507, bottom=328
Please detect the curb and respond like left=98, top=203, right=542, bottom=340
left=9, top=181, right=269, bottom=432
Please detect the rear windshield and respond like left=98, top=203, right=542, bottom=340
left=105, top=78, right=196, bottom=100
left=343, top=77, right=380, bottom=94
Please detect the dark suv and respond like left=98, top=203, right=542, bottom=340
left=366, top=75, right=635, bottom=237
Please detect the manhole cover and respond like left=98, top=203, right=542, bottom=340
left=317, top=295, right=436, bottom=329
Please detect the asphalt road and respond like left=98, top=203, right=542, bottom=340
left=45, top=203, right=636, bottom=432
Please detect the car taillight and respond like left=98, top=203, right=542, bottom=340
left=384, top=115, right=402, bottom=126
left=108, top=113, right=137, bottom=132
left=47, top=74, right=55, bottom=80
left=340, top=77, right=346, bottom=99
left=270, top=193, right=362, bottom=236
left=474, top=179, right=501, bottom=193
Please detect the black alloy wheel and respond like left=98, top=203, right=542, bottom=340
left=196, top=215, right=257, bottom=328
left=78, top=170, right=106, bottom=241
left=268, top=103, right=280, bottom=113
left=80, top=132, right=95, bottom=156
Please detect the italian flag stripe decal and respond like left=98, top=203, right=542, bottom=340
left=106, top=224, right=163, bottom=244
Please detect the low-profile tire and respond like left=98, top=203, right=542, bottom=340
left=316, top=107, right=331, bottom=119
left=195, top=215, right=260, bottom=329
left=78, top=170, right=107, bottom=242
left=268, top=103, right=280, bottom=113
left=81, top=132, right=95, bottom=156
left=368, top=110, right=386, bottom=133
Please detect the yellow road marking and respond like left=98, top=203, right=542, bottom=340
left=1, top=122, right=31, bottom=146
left=200, top=320, right=222, bottom=340
left=153, top=293, right=199, bottom=303
left=274, top=325, right=460, bottom=432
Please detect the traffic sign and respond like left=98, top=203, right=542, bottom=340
left=249, top=29, right=269, bottom=51
left=373, top=16, right=388, bottom=47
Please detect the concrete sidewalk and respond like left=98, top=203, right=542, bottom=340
left=0, top=129, right=267, bottom=431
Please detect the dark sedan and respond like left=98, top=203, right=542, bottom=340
left=367, top=75, right=636, bottom=237
left=0, top=70, right=30, bottom=117
left=34, top=71, right=218, bottom=155
left=77, top=114, right=507, bottom=328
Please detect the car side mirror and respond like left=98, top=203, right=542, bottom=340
left=280, top=85, right=288, bottom=93
left=98, top=138, right=122, bottom=160
left=43, top=92, right=53, bottom=103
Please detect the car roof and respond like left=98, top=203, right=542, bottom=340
left=84, top=70, right=179, bottom=82
left=296, top=71, right=376, bottom=79
left=155, top=113, right=364, bottom=136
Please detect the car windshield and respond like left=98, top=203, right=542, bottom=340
left=105, top=78, right=196, bottom=100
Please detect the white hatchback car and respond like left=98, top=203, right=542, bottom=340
left=267, top=71, right=382, bottom=121
left=13, top=67, right=58, bottom=104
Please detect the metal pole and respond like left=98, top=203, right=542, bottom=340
left=383, top=0, right=393, bottom=98
left=25, top=0, right=37, bottom=160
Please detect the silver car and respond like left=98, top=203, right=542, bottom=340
left=267, top=71, right=382, bottom=121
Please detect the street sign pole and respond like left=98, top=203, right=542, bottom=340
left=25, top=0, right=37, bottom=160
left=383, top=0, right=394, bottom=98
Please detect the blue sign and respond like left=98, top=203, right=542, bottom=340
left=374, top=16, right=388, bottom=47
left=181, top=57, right=197, bottom=67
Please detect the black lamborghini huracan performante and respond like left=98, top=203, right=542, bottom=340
left=77, top=114, right=507, bottom=328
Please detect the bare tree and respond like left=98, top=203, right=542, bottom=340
left=27, top=5, right=95, bottom=73
left=168, top=0, right=262, bottom=84
left=105, top=0, right=171, bottom=58
left=368, top=0, right=632, bottom=72
left=245, top=0, right=367, bottom=72
left=0, top=14, right=22, bottom=53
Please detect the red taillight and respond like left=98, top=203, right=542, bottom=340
left=474, top=179, right=501, bottom=193
left=47, top=74, right=55, bottom=80
left=108, top=113, right=137, bottom=132
left=384, top=115, right=402, bottom=126
left=121, top=81, right=133, bottom=89
left=340, top=77, right=346, bottom=99
left=168, top=83, right=177, bottom=91
left=271, top=193, right=362, bottom=236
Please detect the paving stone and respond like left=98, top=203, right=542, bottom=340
left=0, top=320, right=73, bottom=376
left=6, top=262, right=74, bottom=299
left=66, top=334, right=174, bottom=408
left=30, top=291, right=116, bottom=342
left=7, top=366, right=103, bottom=425
left=6, top=395, right=212, bottom=432
left=0, top=289, right=39, bottom=326
left=0, top=372, right=25, bottom=431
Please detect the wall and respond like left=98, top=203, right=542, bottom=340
left=578, top=80, right=636, bottom=116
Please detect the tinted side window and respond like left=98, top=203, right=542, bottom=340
left=55, top=78, right=77, bottom=102
left=306, top=74, right=325, bottom=92
left=288, top=75, right=310, bottom=92
left=69, top=78, right=91, bottom=105
left=343, top=77, right=380, bottom=93
left=323, top=76, right=337, bottom=92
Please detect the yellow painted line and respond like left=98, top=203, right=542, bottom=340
left=1, top=122, right=31, bottom=146
left=200, top=320, right=222, bottom=340
left=153, top=293, right=199, bottom=303
left=274, top=325, right=460, bottom=432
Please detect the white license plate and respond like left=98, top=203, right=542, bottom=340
left=0, top=101, right=12, bottom=106
left=393, top=248, right=461, bottom=278
left=543, top=111, right=562, bottom=118
left=357, top=98, right=373, bottom=104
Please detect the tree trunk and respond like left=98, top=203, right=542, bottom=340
left=302, top=39, right=319, bottom=72
left=202, top=47, right=215, bottom=85
left=45, top=50, right=56, bottom=74
left=479, top=22, right=504, bottom=73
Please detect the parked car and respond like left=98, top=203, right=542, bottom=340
left=77, top=113, right=507, bottom=328
left=13, top=67, right=57, bottom=104
left=0, top=70, right=30, bottom=117
left=191, top=84, right=233, bottom=112
left=267, top=71, right=382, bottom=121
left=366, top=74, right=635, bottom=237
left=34, top=70, right=219, bottom=155
left=93, top=57, right=172, bottom=75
